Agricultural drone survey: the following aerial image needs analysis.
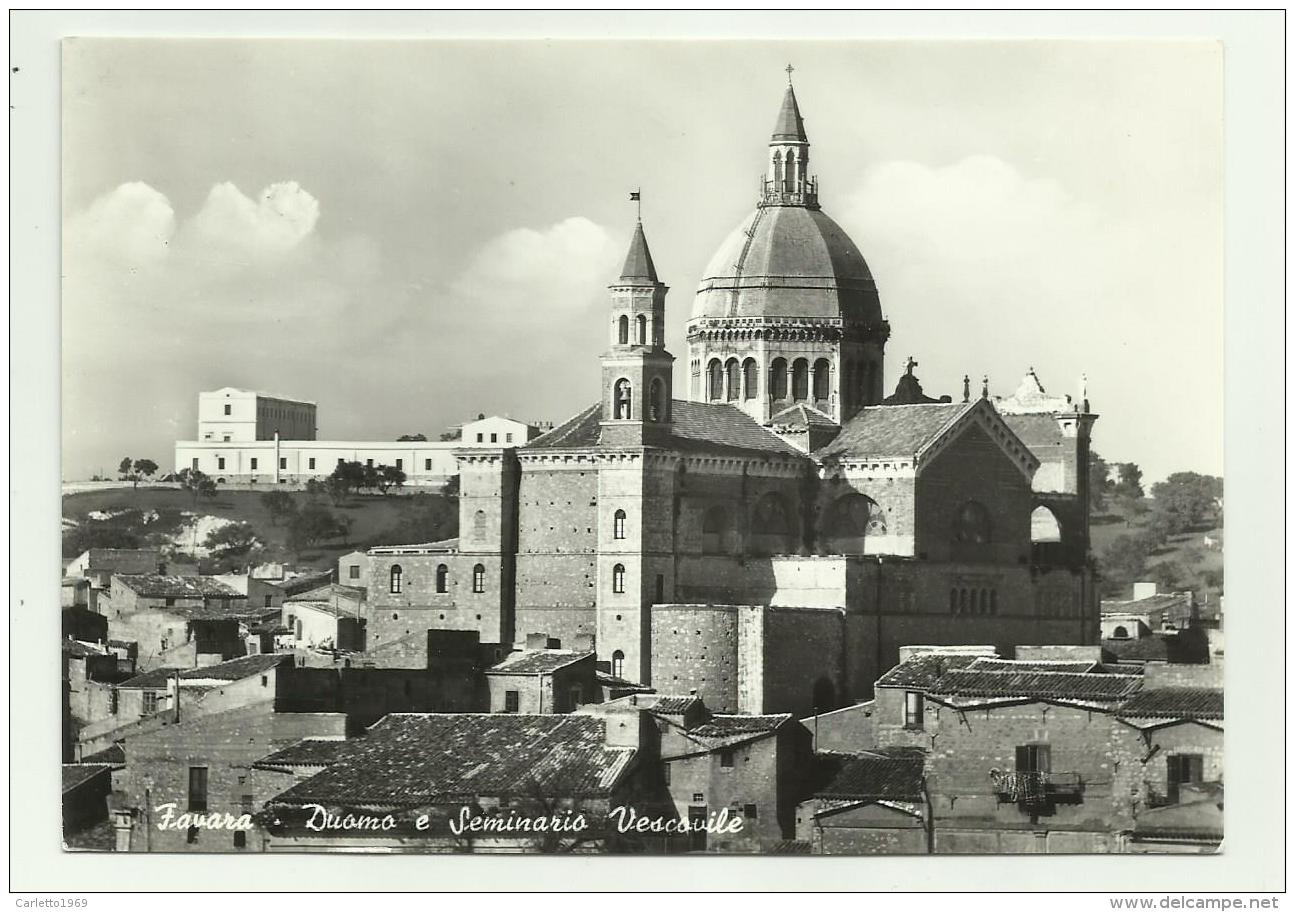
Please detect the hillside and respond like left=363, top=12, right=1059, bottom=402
left=62, top=485, right=458, bottom=573
left=1090, top=498, right=1224, bottom=606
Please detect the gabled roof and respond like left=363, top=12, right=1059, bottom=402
left=646, top=695, right=705, bottom=715
left=265, top=714, right=636, bottom=807
left=114, top=574, right=242, bottom=599
left=80, top=743, right=126, bottom=765
left=928, top=669, right=1142, bottom=703
left=255, top=738, right=350, bottom=768
left=876, top=653, right=984, bottom=689
left=688, top=714, right=790, bottom=745
left=524, top=400, right=801, bottom=458
left=62, top=763, right=114, bottom=794
left=815, top=402, right=970, bottom=460
left=968, top=657, right=1100, bottom=675
left=1118, top=688, right=1222, bottom=721
left=284, top=583, right=365, bottom=605
left=815, top=750, right=925, bottom=802
left=486, top=650, right=594, bottom=676
left=769, top=403, right=838, bottom=430
left=267, top=571, right=335, bottom=597
left=118, top=653, right=289, bottom=689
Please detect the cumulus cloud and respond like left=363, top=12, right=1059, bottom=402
left=450, top=216, right=621, bottom=321
left=181, top=181, right=320, bottom=259
left=64, top=181, right=176, bottom=268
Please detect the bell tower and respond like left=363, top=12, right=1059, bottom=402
left=600, top=214, right=673, bottom=448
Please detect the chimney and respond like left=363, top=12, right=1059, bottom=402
left=525, top=633, right=550, bottom=651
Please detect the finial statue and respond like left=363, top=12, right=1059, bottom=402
left=962, top=374, right=970, bottom=403
left=981, top=375, right=989, bottom=400
left=1080, top=372, right=1090, bottom=412
left=904, top=355, right=918, bottom=377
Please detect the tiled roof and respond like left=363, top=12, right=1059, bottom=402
left=115, top=574, right=243, bottom=599
left=815, top=402, right=970, bottom=460
left=876, top=653, right=983, bottom=689
left=619, top=221, right=658, bottom=283
left=255, top=738, right=350, bottom=768
left=370, top=538, right=459, bottom=555
left=1000, top=413, right=1067, bottom=447
left=1118, top=688, right=1223, bottom=721
left=1102, top=636, right=1171, bottom=662
left=62, top=763, right=113, bottom=794
left=648, top=695, right=704, bottom=715
left=690, top=714, right=789, bottom=739
left=62, top=640, right=105, bottom=659
left=118, top=654, right=289, bottom=689
left=968, top=658, right=1099, bottom=674
left=768, top=839, right=812, bottom=855
left=815, top=751, right=925, bottom=802
left=285, top=583, right=365, bottom=605
left=769, top=403, right=838, bottom=430
left=595, top=670, right=652, bottom=692
left=929, top=669, right=1142, bottom=702
left=266, top=714, right=636, bottom=807
left=1102, top=593, right=1192, bottom=615
left=525, top=400, right=801, bottom=457
left=270, top=571, right=335, bottom=597
left=487, top=650, right=593, bottom=676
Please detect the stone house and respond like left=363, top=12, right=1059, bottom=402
left=282, top=583, right=366, bottom=652
left=485, top=641, right=598, bottom=714
left=795, top=749, right=927, bottom=854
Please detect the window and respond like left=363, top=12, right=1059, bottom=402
left=1112, top=625, right=1130, bottom=639
left=618, top=314, right=630, bottom=344
left=366, top=458, right=373, bottom=468
left=771, top=358, right=789, bottom=400
left=719, top=750, right=735, bottom=769
left=743, top=804, right=758, bottom=819
left=424, top=459, right=432, bottom=471
left=295, top=618, right=303, bottom=639
left=338, top=458, right=345, bottom=466
left=188, top=766, right=209, bottom=812
left=612, top=563, right=626, bottom=594
left=905, top=692, right=925, bottom=729
left=191, top=458, right=199, bottom=471
left=263, top=594, right=273, bottom=608
left=224, top=404, right=231, bottom=416
left=1167, top=754, right=1204, bottom=802
left=472, top=564, right=485, bottom=593
left=249, top=458, right=258, bottom=471
left=813, top=358, right=832, bottom=401
left=217, top=457, right=225, bottom=471
left=742, top=358, right=758, bottom=400
left=954, top=501, right=992, bottom=544
left=506, top=433, right=513, bottom=443
left=389, top=564, right=403, bottom=594
left=109, top=689, right=119, bottom=715
left=279, top=457, right=287, bottom=470
left=223, top=435, right=230, bottom=442
left=636, top=314, right=648, bottom=344
left=611, top=650, right=625, bottom=678
left=142, top=691, right=159, bottom=715
left=436, top=564, right=448, bottom=593
left=395, top=458, right=403, bottom=470
left=614, top=378, right=632, bottom=420
left=725, top=359, right=740, bottom=401
left=260, top=675, right=269, bottom=688
left=504, top=690, right=520, bottom=713
left=233, top=830, right=247, bottom=850
left=490, top=433, right=497, bottom=443
left=792, top=358, right=810, bottom=401
left=613, top=509, right=627, bottom=540
left=702, top=505, right=729, bottom=554
left=349, top=564, right=360, bottom=580
left=1016, top=744, right=1051, bottom=774
left=707, top=359, right=723, bottom=401
left=476, top=433, right=484, bottom=443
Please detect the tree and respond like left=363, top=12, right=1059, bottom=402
left=397, top=433, right=427, bottom=442
left=1149, top=472, right=1224, bottom=534
left=1114, top=463, right=1144, bottom=500
left=261, top=490, right=298, bottom=526
left=205, top=522, right=259, bottom=561
left=439, top=430, right=461, bottom=442
left=441, top=475, right=460, bottom=501
left=376, top=464, right=406, bottom=494
left=1146, top=561, right=1187, bottom=593
left=177, top=467, right=217, bottom=507
left=1087, top=451, right=1112, bottom=514
left=1099, top=533, right=1151, bottom=591
left=328, top=461, right=370, bottom=502
left=118, top=457, right=133, bottom=481
left=288, top=502, right=349, bottom=550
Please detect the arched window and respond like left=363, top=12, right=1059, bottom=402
left=613, top=509, right=626, bottom=540
left=772, top=149, right=782, bottom=188
left=784, top=149, right=796, bottom=192
left=954, top=501, right=992, bottom=544
left=742, top=358, right=758, bottom=400
left=792, top=358, right=809, bottom=401
left=617, top=314, right=629, bottom=345
left=702, top=505, right=729, bottom=555
left=813, top=358, right=832, bottom=402
left=614, top=378, right=632, bottom=420
left=1112, top=625, right=1129, bottom=639
left=822, top=493, right=886, bottom=555
left=707, top=359, right=723, bottom=401
left=648, top=378, right=665, bottom=422
left=611, top=650, right=625, bottom=678
left=1030, top=506, right=1062, bottom=543
left=435, top=564, right=448, bottom=594
left=725, top=359, right=740, bottom=401
left=473, top=509, right=487, bottom=540
left=636, top=314, right=647, bottom=345
left=771, top=358, right=789, bottom=400
left=612, top=563, right=626, bottom=594
left=750, top=492, right=795, bottom=556
left=389, top=564, right=403, bottom=594
left=472, top=564, right=485, bottom=594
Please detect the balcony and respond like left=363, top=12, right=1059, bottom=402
left=990, top=770, right=1085, bottom=810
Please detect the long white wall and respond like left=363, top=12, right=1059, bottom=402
left=174, top=439, right=461, bottom=485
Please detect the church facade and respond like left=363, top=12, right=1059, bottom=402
left=364, top=79, right=1100, bottom=715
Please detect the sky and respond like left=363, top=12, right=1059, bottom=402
left=61, top=39, right=1223, bottom=484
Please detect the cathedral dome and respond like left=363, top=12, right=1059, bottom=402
left=691, top=205, right=883, bottom=325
